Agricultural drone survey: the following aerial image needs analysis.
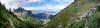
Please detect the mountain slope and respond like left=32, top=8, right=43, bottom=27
left=0, top=0, right=99, bottom=28
left=46, top=0, right=97, bottom=28
left=0, top=3, right=42, bottom=28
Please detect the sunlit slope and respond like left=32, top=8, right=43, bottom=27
left=0, top=3, right=42, bottom=28
left=46, top=0, right=96, bottom=28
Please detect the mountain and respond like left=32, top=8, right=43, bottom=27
left=12, top=7, right=53, bottom=25
left=30, top=10, right=59, bottom=15
left=46, top=0, right=99, bottom=28
left=13, top=7, right=54, bottom=19
left=1, top=0, right=100, bottom=28
left=0, top=3, right=42, bottom=28
left=29, top=13, right=49, bottom=19
left=14, top=7, right=25, bottom=13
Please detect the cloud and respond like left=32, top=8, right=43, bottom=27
left=54, top=0, right=68, bottom=2
left=0, top=0, right=74, bottom=10
left=0, top=0, right=74, bottom=15
left=23, top=0, right=74, bottom=15
left=53, top=0, right=74, bottom=3
left=23, top=0, right=74, bottom=10
left=0, top=0, right=24, bottom=10
left=28, top=0, right=42, bottom=3
left=0, top=0, right=42, bottom=10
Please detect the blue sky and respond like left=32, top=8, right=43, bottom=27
left=22, top=0, right=74, bottom=10
left=0, top=0, right=74, bottom=15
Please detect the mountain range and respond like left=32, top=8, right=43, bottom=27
left=0, top=0, right=100, bottom=28
left=13, top=7, right=54, bottom=19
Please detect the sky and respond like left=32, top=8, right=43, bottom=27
left=0, top=0, right=74, bottom=15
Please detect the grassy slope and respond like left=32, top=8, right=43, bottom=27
left=0, top=0, right=99, bottom=28
left=46, top=0, right=96, bottom=28
left=88, top=2, right=100, bottom=28
left=0, top=3, right=42, bottom=28
left=0, top=3, right=18, bottom=28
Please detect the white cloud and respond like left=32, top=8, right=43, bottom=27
left=24, top=4, right=66, bottom=10
left=0, top=0, right=24, bottom=10
left=54, top=0, right=67, bottom=2
left=0, top=0, right=74, bottom=15
left=24, top=0, right=74, bottom=10
left=0, top=0, right=74, bottom=10
left=0, top=0, right=42, bottom=11
left=28, top=0, right=42, bottom=3
left=53, top=0, right=74, bottom=3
